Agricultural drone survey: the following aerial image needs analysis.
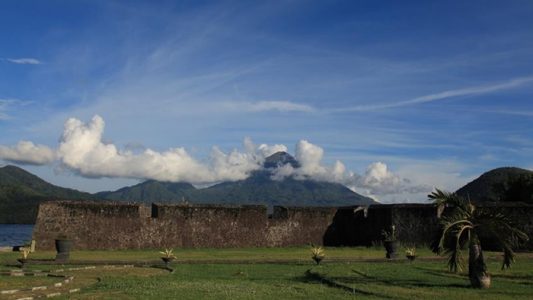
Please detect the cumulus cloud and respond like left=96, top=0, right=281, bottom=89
left=56, top=115, right=290, bottom=183
left=272, top=140, right=430, bottom=198
left=0, top=141, right=56, bottom=165
left=294, top=140, right=326, bottom=176
left=0, top=115, right=429, bottom=201
left=5, top=58, right=42, bottom=65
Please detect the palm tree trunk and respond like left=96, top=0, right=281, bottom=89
left=468, top=243, right=491, bottom=288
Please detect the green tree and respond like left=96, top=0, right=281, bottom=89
left=429, top=189, right=529, bottom=288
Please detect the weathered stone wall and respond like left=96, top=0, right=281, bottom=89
left=33, top=201, right=148, bottom=250
left=142, top=204, right=269, bottom=248
left=32, top=202, right=337, bottom=250
left=32, top=201, right=533, bottom=250
left=267, top=206, right=337, bottom=247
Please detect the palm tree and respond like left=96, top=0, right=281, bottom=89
left=429, top=189, right=529, bottom=288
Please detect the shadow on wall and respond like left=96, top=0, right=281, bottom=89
left=323, top=206, right=391, bottom=247
left=324, top=204, right=450, bottom=248
left=324, top=203, right=533, bottom=251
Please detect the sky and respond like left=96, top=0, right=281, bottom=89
left=1, top=0, right=532, bottom=203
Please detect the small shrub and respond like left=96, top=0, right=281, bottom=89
left=159, top=248, right=176, bottom=259
left=310, top=244, right=325, bottom=265
left=405, top=247, right=416, bottom=257
left=20, top=247, right=31, bottom=259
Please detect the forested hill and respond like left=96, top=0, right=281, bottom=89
left=456, top=167, right=533, bottom=203
left=1, top=152, right=376, bottom=224
left=97, top=152, right=377, bottom=207
left=0, top=165, right=94, bottom=224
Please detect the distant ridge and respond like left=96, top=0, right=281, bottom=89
left=4, top=161, right=533, bottom=224
left=456, top=167, right=533, bottom=203
left=0, top=152, right=376, bottom=223
left=0, top=165, right=94, bottom=223
left=98, top=151, right=377, bottom=207
left=96, top=180, right=196, bottom=202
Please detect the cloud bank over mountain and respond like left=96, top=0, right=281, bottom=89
left=0, top=115, right=430, bottom=201
left=0, top=141, right=56, bottom=165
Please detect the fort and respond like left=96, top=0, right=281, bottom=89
left=32, top=201, right=533, bottom=250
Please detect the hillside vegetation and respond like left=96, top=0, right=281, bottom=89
left=97, top=151, right=376, bottom=207
left=456, top=167, right=533, bottom=203
left=3, top=160, right=532, bottom=224
left=0, top=165, right=94, bottom=223
left=97, top=170, right=375, bottom=207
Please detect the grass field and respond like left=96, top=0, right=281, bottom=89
left=1, top=247, right=532, bottom=299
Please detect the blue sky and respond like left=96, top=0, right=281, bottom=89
left=1, top=1, right=532, bottom=203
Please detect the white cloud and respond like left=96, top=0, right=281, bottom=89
left=294, top=140, right=326, bottom=176
left=5, top=58, right=42, bottom=65
left=0, top=141, right=56, bottom=165
left=55, top=115, right=289, bottom=183
left=335, top=76, right=533, bottom=112
left=244, top=137, right=288, bottom=158
left=356, top=162, right=430, bottom=196
left=0, top=115, right=431, bottom=202
left=271, top=140, right=430, bottom=200
left=222, top=101, right=315, bottom=113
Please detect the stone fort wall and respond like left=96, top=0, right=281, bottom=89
left=32, top=201, right=337, bottom=250
left=32, top=201, right=533, bottom=250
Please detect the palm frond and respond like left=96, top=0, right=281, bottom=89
left=474, top=209, right=529, bottom=270
left=437, top=219, right=472, bottom=272
left=429, top=189, right=471, bottom=218
left=444, top=246, right=464, bottom=273
left=438, top=219, right=473, bottom=250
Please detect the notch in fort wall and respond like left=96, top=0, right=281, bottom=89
left=151, top=203, right=159, bottom=218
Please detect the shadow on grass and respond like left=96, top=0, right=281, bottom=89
left=417, top=266, right=533, bottom=287
left=492, top=273, right=533, bottom=281
left=299, top=269, right=394, bottom=299
left=349, top=269, right=469, bottom=289
left=410, top=266, right=469, bottom=281
left=297, top=266, right=472, bottom=299
left=490, top=273, right=533, bottom=286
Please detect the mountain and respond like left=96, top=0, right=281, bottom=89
left=263, top=151, right=300, bottom=169
left=456, top=167, right=533, bottom=203
left=0, top=152, right=376, bottom=223
left=0, top=165, right=95, bottom=223
left=98, top=152, right=376, bottom=207
left=195, top=170, right=375, bottom=206
left=96, top=180, right=196, bottom=202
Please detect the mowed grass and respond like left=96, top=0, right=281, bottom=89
left=0, top=275, right=59, bottom=290
left=2, top=246, right=422, bottom=263
left=67, top=259, right=533, bottom=299
left=1, top=247, right=532, bottom=299
left=309, top=258, right=533, bottom=299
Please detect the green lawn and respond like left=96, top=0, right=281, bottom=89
left=2, top=246, right=426, bottom=263
left=1, top=247, right=532, bottom=299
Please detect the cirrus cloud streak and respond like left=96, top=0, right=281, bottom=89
left=4, top=57, right=42, bottom=65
